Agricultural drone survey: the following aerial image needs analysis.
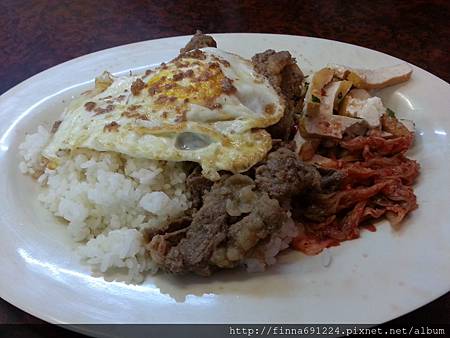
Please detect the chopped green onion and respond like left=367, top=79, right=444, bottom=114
left=386, top=108, right=396, bottom=117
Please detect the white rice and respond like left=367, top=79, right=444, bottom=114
left=19, top=126, right=190, bottom=283
left=19, top=125, right=51, bottom=177
left=244, top=215, right=298, bottom=272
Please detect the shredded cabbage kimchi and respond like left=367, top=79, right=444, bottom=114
left=292, top=113, right=419, bottom=255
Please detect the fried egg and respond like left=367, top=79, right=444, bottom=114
left=43, top=48, right=285, bottom=180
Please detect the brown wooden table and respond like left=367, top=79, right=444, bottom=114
left=1, top=0, right=449, bottom=335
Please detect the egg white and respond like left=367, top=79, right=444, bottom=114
left=43, top=48, right=285, bottom=180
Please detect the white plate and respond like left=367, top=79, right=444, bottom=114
left=0, top=34, right=449, bottom=327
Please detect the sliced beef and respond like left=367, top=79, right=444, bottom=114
left=186, top=166, right=213, bottom=210
left=148, top=174, right=288, bottom=276
left=180, top=30, right=217, bottom=54
left=210, top=193, right=287, bottom=269
left=317, top=167, right=346, bottom=193
left=255, top=147, right=321, bottom=202
left=268, top=106, right=296, bottom=141
left=143, top=216, right=192, bottom=245
left=252, top=50, right=304, bottom=140
left=161, top=193, right=229, bottom=275
left=252, top=50, right=293, bottom=88
left=148, top=148, right=345, bottom=276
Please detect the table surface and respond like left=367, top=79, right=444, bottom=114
left=1, top=0, right=449, bottom=334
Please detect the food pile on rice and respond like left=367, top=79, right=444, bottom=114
left=19, top=32, right=419, bottom=282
